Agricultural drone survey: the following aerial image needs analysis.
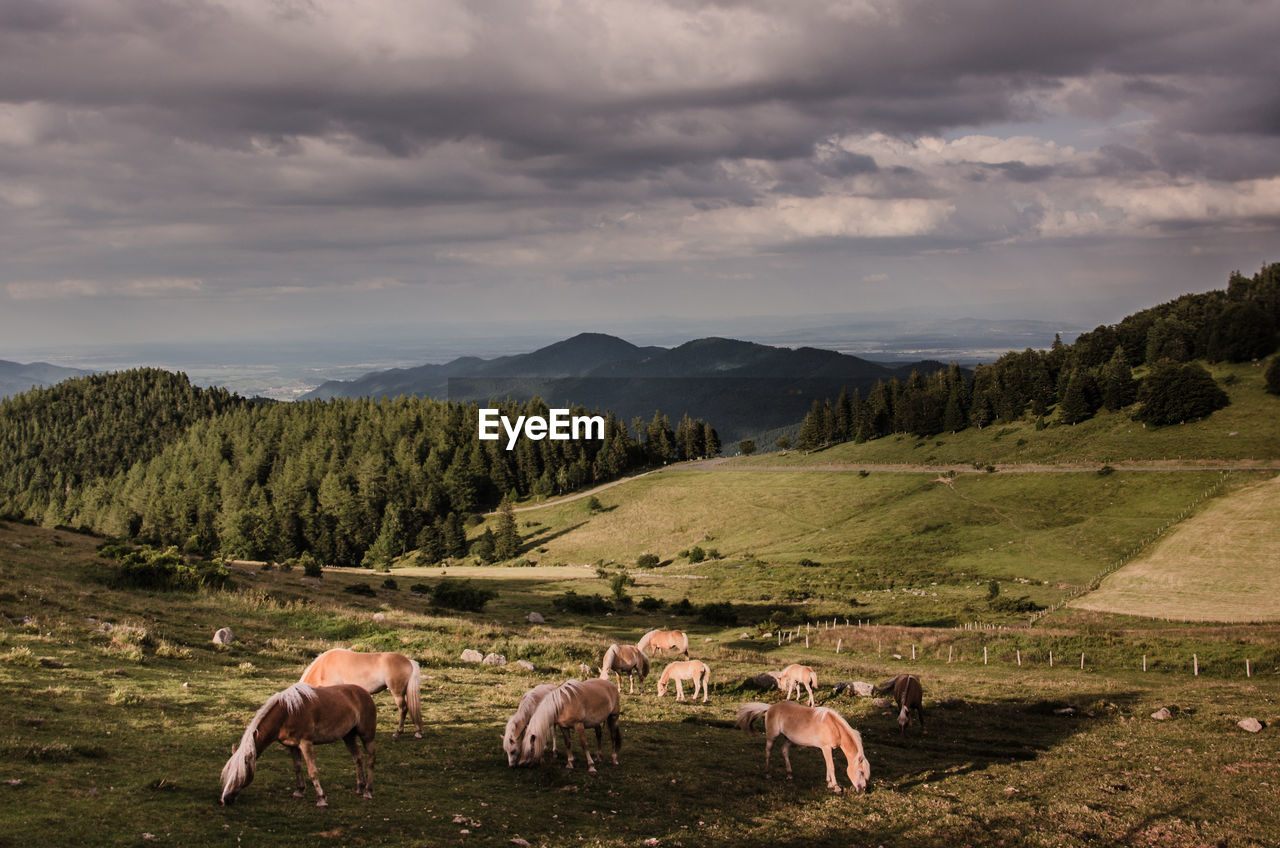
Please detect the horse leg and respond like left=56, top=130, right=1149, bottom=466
left=560, top=726, right=574, bottom=769
left=361, top=733, right=376, bottom=799
left=628, top=673, right=635, bottom=695
left=343, top=732, right=367, bottom=797
left=822, top=746, right=842, bottom=794
left=576, top=724, right=597, bottom=774
left=764, top=731, right=775, bottom=779
left=676, top=679, right=685, bottom=701
left=608, top=713, right=620, bottom=765
left=289, top=746, right=307, bottom=798
left=299, top=740, right=327, bottom=807
left=391, top=688, right=407, bottom=739
left=806, top=682, right=814, bottom=707
left=780, top=739, right=794, bottom=781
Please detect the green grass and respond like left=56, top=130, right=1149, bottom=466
left=3, top=521, right=1279, bottom=847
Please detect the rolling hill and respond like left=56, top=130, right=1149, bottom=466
left=0, top=359, right=91, bottom=399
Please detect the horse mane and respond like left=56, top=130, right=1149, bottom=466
left=600, top=644, right=619, bottom=677
left=635, top=630, right=657, bottom=651
left=815, top=707, right=870, bottom=780
left=521, top=680, right=583, bottom=762
left=221, top=683, right=317, bottom=798
left=505, top=683, right=556, bottom=747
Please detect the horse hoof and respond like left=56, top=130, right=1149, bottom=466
left=833, top=786, right=843, bottom=795
left=392, top=732, right=400, bottom=740
left=362, top=792, right=373, bottom=800
left=292, top=790, right=305, bottom=798
left=414, top=732, right=422, bottom=739
left=316, top=799, right=328, bottom=808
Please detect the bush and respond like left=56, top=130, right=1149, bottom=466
left=103, top=545, right=231, bottom=591
left=409, top=583, right=431, bottom=594
left=637, top=596, right=666, bottom=611
left=1266, top=356, right=1280, bottom=396
left=799, top=558, right=821, bottom=568
left=382, top=577, right=398, bottom=590
left=554, top=590, right=613, bottom=615
left=687, top=546, right=706, bottom=563
left=429, top=578, right=496, bottom=612
left=1135, top=360, right=1229, bottom=426
left=585, top=496, right=603, bottom=512
left=671, top=598, right=694, bottom=615
left=281, top=551, right=323, bottom=579
left=636, top=553, right=660, bottom=569
left=343, top=582, right=377, bottom=597
left=697, top=601, right=739, bottom=625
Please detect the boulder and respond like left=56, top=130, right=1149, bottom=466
left=372, top=612, right=387, bottom=623
left=526, top=612, right=546, bottom=624
left=872, top=697, right=894, bottom=709
left=513, top=660, right=536, bottom=672
left=482, top=653, right=507, bottom=666
left=851, top=681, right=875, bottom=697
left=1150, top=707, right=1172, bottom=721
left=1237, top=717, right=1264, bottom=733
left=460, top=649, right=484, bottom=663
left=212, top=627, right=234, bottom=645
left=746, top=672, right=779, bottom=690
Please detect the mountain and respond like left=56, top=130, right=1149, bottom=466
left=0, top=359, right=92, bottom=399
left=302, top=332, right=949, bottom=443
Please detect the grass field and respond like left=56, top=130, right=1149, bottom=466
left=1073, top=473, right=1280, bottom=622
left=3, top=521, right=1279, bottom=848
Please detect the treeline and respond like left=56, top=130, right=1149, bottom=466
left=0, top=380, right=718, bottom=566
left=796, top=263, right=1279, bottom=446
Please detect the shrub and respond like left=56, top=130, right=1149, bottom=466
left=671, top=598, right=694, bottom=615
left=637, top=596, right=666, bottom=611
left=687, top=546, right=706, bottom=563
left=697, top=601, right=739, bottom=625
left=799, top=558, right=821, bottom=568
left=585, top=496, right=603, bottom=512
left=636, top=553, right=660, bottom=569
left=554, top=590, right=613, bottom=615
left=429, top=578, right=496, bottom=612
left=409, top=583, right=431, bottom=595
left=382, top=577, right=398, bottom=590
left=103, top=545, right=231, bottom=591
left=343, top=582, right=377, bottom=597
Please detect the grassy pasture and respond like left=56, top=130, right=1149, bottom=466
left=1074, top=473, right=1280, bottom=622
left=3, top=521, right=1279, bottom=848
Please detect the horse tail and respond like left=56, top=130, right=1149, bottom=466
left=406, top=660, right=422, bottom=726
left=635, top=630, right=656, bottom=653
left=600, top=644, right=619, bottom=678
left=677, top=631, right=689, bottom=656
left=521, top=681, right=569, bottom=764
left=701, top=662, right=710, bottom=691
left=638, top=650, right=650, bottom=679
left=735, top=702, right=771, bottom=733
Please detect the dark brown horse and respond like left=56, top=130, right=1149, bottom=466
left=220, top=683, right=376, bottom=807
left=874, top=674, right=924, bottom=737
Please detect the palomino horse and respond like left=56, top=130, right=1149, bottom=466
left=519, top=678, right=621, bottom=774
left=600, top=643, right=650, bottom=694
left=736, top=700, right=870, bottom=794
left=874, top=674, right=924, bottom=737
left=502, top=682, right=559, bottom=766
left=220, top=682, right=376, bottom=807
left=656, top=660, right=711, bottom=703
left=636, top=628, right=689, bottom=657
left=777, top=664, right=817, bottom=707
left=300, top=648, right=422, bottom=739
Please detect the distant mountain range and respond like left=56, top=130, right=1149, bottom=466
left=0, top=360, right=92, bottom=400
left=302, top=333, right=950, bottom=443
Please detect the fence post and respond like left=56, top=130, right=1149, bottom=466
left=1016, top=650, right=1021, bottom=667
left=911, top=644, right=916, bottom=660
left=983, top=647, right=988, bottom=665
left=1194, top=654, right=1199, bottom=676
left=1143, top=654, right=1146, bottom=672
left=948, top=645, right=953, bottom=663
left=1049, top=650, right=1053, bottom=667
left=836, top=639, right=842, bottom=654
left=1080, top=653, right=1085, bottom=670
left=1247, top=659, right=1251, bottom=678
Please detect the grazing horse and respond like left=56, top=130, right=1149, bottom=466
left=657, top=660, right=712, bottom=703
left=519, top=678, right=621, bottom=774
left=600, top=643, right=650, bottom=694
left=736, top=700, right=870, bottom=794
left=220, top=683, right=376, bottom=808
left=777, top=664, right=818, bottom=707
left=300, top=649, right=422, bottom=739
left=874, top=674, right=924, bottom=737
left=502, top=682, right=559, bottom=766
left=636, top=628, right=689, bottom=658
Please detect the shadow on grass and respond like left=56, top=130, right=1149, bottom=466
left=520, top=520, right=589, bottom=553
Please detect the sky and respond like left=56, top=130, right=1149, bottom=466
left=1, top=0, right=1278, bottom=352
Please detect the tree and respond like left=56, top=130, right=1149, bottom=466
left=1058, top=368, right=1101, bottom=425
left=1135, top=361, right=1230, bottom=426
left=471, top=527, right=496, bottom=562
left=776, top=435, right=792, bottom=451
left=1100, top=347, right=1138, bottom=411
left=1267, top=356, right=1280, bottom=396
left=1207, top=302, right=1276, bottom=362
left=494, top=495, right=520, bottom=560
left=738, top=439, right=757, bottom=456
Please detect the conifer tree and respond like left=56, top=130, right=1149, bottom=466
left=494, top=495, right=520, bottom=560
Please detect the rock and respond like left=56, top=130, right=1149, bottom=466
left=1238, top=718, right=1264, bottom=733
left=851, top=681, right=874, bottom=697
left=1150, top=707, right=1172, bottom=721
left=526, top=612, right=545, bottom=624
left=212, top=627, right=234, bottom=645
left=739, top=633, right=751, bottom=639
left=514, top=660, right=535, bottom=672
left=482, top=653, right=507, bottom=666
left=460, top=649, right=484, bottom=663
left=746, top=672, right=779, bottom=690
left=372, top=613, right=387, bottom=623
left=760, top=632, right=772, bottom=639
left=872, top=698, right=894, bottom=709
left=510, top=840, right=532, bottom=847
left=1053, top=707, right=1075, bottom=716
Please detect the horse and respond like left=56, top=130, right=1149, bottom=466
left=874, top=673, right=924, bottom=737
left=736, top=700, right=870, bottom=794
left=300, top=648, right=422, bottom=739
left=518, top=678, right=621, bottom=774
left=502, top=682, right=559, bottom=766
left=220, top=682, right=376, bottom=808
left=636, top=628, right=689, bottom=658
left=777, top=664, right=817, bottom=707
left=600, top=643, right=650, bottom=694
left=656, top=660, right=711, bottom=703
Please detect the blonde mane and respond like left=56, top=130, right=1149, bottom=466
left=503, top=682, right=558, bottom=764
left=521, top=679, right=579, bottom=763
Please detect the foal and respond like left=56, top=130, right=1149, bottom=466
left=656, top=660, right=711, bottom=703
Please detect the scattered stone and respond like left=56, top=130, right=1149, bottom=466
left=760, top=632, right=772, bottom=639
left=6, top=779, right=21, bottom=786
left=892, top=653, right=903, bottom=660
left=1004, top=787, right=1019, bottom=795
left=460, top=649, right=484, bottom=663
left=1150, top=707, right=1172, bottom=721
left=510, top=840, right=531, bottom=847
left=38, top=658, right=66, bottom=669
left=372, top=613, right=386, bottom=623
left=182, top=682, right=191, bottom=688
left=851, top=681, right=874, bottom=697
left=212, top=627, right=234, bottom=645
left=746, top=672, right=779, bottom=690
left=739, top=633, right=751, bottom=640
left=1053, top=707, right=1075, bottom=716
left=872, top=697, right=894, bottom=709
left=482, top=653, right=507, bottom=666
left=1238, top=718, right=1264, bottom=733
left=513, top=660, right=536, bottom=672
left=526, top=612, right=545, bottom=624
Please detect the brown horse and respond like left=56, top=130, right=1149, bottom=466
left=600, top=643, right=650, bottom=694
left=874, top=674, right=924, bottom=737
left=636, top=628, right=689, bottom=657
left=518, top=678, right=621, bottom=773
left=502, top=682, right=559, bottom=766
left=300, top=648, right=422, bottom=739
left=736, top=700, right=870, bottom=794
left=220, top=683, right=376, bottom=807
left=777, top=664, right=817, bottom=707
left=656, top=660, right=711, bottom=703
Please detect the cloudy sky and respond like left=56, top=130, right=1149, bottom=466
left=2, top=0, right=1278, bottom=351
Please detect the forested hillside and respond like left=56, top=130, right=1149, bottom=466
left=0, top=378, right=714, bottom=566
left=794, top=263, right=1279, bottom=446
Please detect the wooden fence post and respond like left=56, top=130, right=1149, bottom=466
left=983, top=647, right=988, bottom=665
left=1016, top=650, right=1021, bottom=667
left=836, top=639, right=842, bottom=654
left=1194, top=654, right=1199, bottom=676
left=1049, top=650, right=1053, bottom=667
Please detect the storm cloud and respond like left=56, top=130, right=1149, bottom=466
left=1, top=0, right=1277, bottom=345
